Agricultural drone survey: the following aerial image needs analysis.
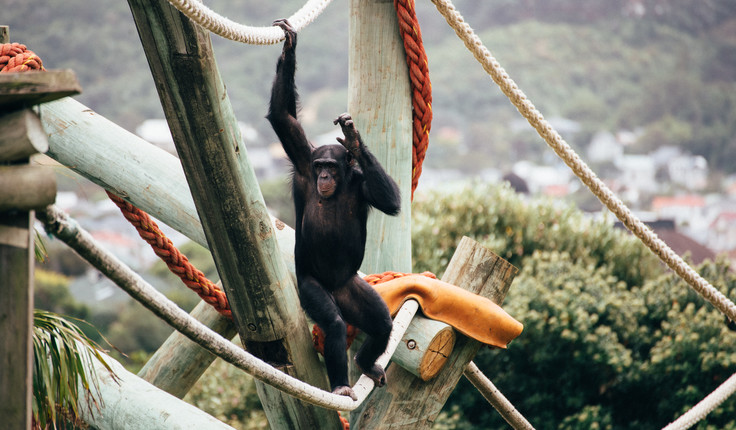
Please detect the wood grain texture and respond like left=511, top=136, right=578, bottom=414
left=348, top=0, right=413, bottom=275
left=0, top=109, right=49, bottom=162
left=354, top=237, right=519, bottom=429
left=0, top=211, right=33, bottom=430
left=0, top=70, right=81, bottom=110
left=125, top=1, right=338, bottom=427
left=137, top=299, right=237, bottom=398
left=0, top=165, right=56, bottom=210
left=391, top=316, right=455, bottom=381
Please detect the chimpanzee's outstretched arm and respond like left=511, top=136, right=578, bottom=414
left=267, top=19, right=312, bottom=176
left=334, top=114, right=401, bottom=216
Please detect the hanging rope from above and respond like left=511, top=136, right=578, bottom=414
left=430, top=0, right=736, bottom=324
left=394, top=0, right=433, bottom=199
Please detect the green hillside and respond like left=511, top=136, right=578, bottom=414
left=5, top=0, right=736, bottom=174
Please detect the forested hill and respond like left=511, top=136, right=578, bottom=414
left=6, top=0, right=736, bottom=174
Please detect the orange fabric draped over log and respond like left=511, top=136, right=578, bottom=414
left=373, top=275, right=523, bottom=348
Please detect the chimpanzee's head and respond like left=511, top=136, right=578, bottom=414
left=312, top=144, right=353, bottom=198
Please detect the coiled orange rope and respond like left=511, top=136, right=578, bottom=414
left=0, top=43, right=45, bottom=72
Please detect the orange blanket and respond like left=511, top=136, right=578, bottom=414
left=373, top=275, right=523, bottom=348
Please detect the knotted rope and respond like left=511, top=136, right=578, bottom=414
left=0, top=43, right=44, bottom=72
left=394, top=0, right=432, bottom=199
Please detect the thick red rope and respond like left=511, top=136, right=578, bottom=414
left=0, top=43, right=45, bottom=72
left=394, top=0, right=432, bottom=200
left=106, top=191, right=232, bottom=318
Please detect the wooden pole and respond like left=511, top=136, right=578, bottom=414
left=0, top=165, right=56, bottom=211
left=137, top=299, right=236, bottom=398
left=348, top=0, right=413, bottom=275
left=0, top=109, right=49, bottom=162
left=79, top=349, right=236, bottom=430
left=0, top=211, right=33, bottom=430
left=124, top=1, right=340, bottom=427
left=353, top=237, right=519, bottom=429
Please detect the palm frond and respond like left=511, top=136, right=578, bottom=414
left=32, top=310, right=118, bottom=430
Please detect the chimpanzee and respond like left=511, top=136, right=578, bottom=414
left=267, top=19, right=401, bottom=400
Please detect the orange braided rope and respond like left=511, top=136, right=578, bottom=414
left=0, top=43, right=45, bottom=72
left=394, top=0, right=432, bottom=199
left=106, top=191, right=232, bottom=318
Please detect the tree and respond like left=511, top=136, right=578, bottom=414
left=411, top=182, right=736, bottom=429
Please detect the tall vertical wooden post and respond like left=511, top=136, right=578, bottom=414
left=0, top=26, right=28, bottom=429
left=0, top=212, right=33, bottom=430
left=125, top=2, right=341, bottom=428
left=348, top=0, right=413, bottom=275
left=0, top=26, right=65, bottom=425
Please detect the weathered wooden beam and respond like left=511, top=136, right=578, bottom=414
left=348, top=0, right=413, bottom=275
left=354, top=237, right=519, bottom=429
left=138, top=299, right=237, bottom=398
left=124, top=1, right=339, bottom=428
left=0, top=210, right=34, bottom=430
left=79, top=348, right=235, bottom=430
left=0, top=70, right=81, bottom=111
left=392, top=316, right=455, bottom=381
left=40, top=97, right=298, bottom=279
left=0, top=109, right=48, bottom=162
left=40, top=97, right=459, bottom=402
left=0, top=165, right=56, bottom=211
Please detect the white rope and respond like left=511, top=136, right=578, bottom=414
left=430, top=0, right=736, bottom=325
left=39, top=205, right=418, bottom=412
left=464, top=362, right=536, bottom=430
left=164, top=0, right=334, bottom=45
left=661, top=372, right=736, bottom=430
left=431, top=0, right=736, bottom=427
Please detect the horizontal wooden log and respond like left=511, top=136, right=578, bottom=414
left=79, top=348, right=235, bottom=429
left=0, top=69, right=81, bottom=111
left=0, top=109, right=48, bottom=162
left=392, top=316, right=455, bottom=381
left=40, top=97, right=297, bottom=281
left=0, top=165, right=56, bottom=211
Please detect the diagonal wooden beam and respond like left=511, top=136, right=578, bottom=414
left=124, top=1, right=340, bottom=428
left=354, top=237, right=519, bottom=429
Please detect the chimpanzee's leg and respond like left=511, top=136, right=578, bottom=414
left=333, top=275, right=393, bottom=387
left=297, top=275, right=356, bottom=400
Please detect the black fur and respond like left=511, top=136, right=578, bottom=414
left=267, top=19, right=401, bottom=399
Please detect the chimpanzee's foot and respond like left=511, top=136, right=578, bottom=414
left=332, top=385, right=357, bottom=401
left=273, top=19, right=297, bottom=50
left=355, top=359, right=387, bottom=387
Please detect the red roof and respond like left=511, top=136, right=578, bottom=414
left=652, top=195, right=705, bottom=211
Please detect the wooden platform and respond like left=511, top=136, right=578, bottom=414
left=0, top=69, right=80, bottom=111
